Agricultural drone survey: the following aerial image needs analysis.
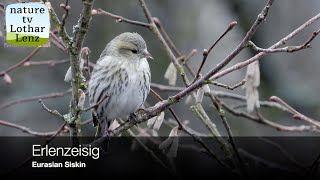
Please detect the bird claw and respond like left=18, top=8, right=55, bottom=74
left=129, top=113, right=139, bottom=124
left=136, top=108, right=150, bottom=114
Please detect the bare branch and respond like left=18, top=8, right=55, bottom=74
left=190, top=21, right=237, bottom=85
left=95, top=9, right=150, bottom=28
left=25, top=59, right=69, bottom=66
left=150, top=83, right=184, bottom=92
left=46, top=121, right=68, bottom=142
left=60, top=0, right=70, bottom=31
left=239, top=149, right=293, bottom=172
left=47, top=1, right=71, bottom=45
left=149, top=89, right=230, bottom=169
left=270, top=96, right=320, bottom=128
left=0, top=119, right=61, bottom=137
left=0, top=89, right=71, bottom=111
left=0, top=3, right=4, bottom=14
left=66, top=0, right=94, bottom=145
left=196, top=0, right=273, bottom=84
left=138, top=0, right=190, bottom=87
left=258, top=137, right=306, bottom=170
left=248, top=28, right=320, bottom=53
left=50, top=31, right=67, bottom=52
left=220, top=100, right=320, bottom=133
left=152, top=17, right=197, bottom=76
left=211, top=91, right=290, bottom=112
left=0, top=47, right=41, bottom=77
left=5, top=120, right=68, bottom=174
left=207, top=93, right=247, bottom=175
left=308, top=152, right=320, bottom=175
left=81, top=118, right=92, bottom=125
left=116, top=119, right=174, bottom=175
left=153, top=17, right=182, bottom=57
left=211, top=13, right=320, bottom=81
left=209, top=79, right=246, bottom=90
left=38, top=99, right=64, bottom=119
left=182, top=49, right=198, bottom=65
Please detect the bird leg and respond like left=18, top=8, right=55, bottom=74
left=103, top=124, right=111, bottom=142
left=129, top=112, right=145, bottom=128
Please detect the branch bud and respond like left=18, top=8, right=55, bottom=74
left=203, top=49, right=209, bottom=56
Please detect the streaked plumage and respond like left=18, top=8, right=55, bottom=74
left=88, top=32, right=152, bottom=138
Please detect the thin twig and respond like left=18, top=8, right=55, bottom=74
left=150, top=89, right=230, bottom=169
left=0, top=3, right=4, bottom=14
left=150, top=83, right=185, bottom=92
left=239, top=149, right=293, bottom=172
left=182, top=49, right=198, bottom=65
left=45, top=122, right=68, bottom=142
left=248, top=28, right=320, bottom=53
left=307, top=151, right=320, bottom=175
left=138, top=0, right=190, bottom=87
left=60, top=0, right=70, bottom=31
left=50, top=31, right=67, bottom=52
left=258, top=137, right=306, bottom=170
left=220, top=100, right=320, bottom=133
left=0, top=89, right=71, bottom=110
left=5, top=121, right=68, bottom=175
left=150, top=89, right=183, bottom=129
left=212, top=91, right=288, bottom=112
left=209, top=79, right=246, bottom=90
left=81, top=118, right=93, bottom=125
left=153, top=17, right=182, bottom=57
left=38, top=99, right=64, bottom=118
left=25, top=59, right=69, bottom=66
left=117, top=118, right=174, bottom=175
left=207, top=93, right=247, bottom=176
left=0, top=47, right=41, bottom=77
left=95, top=9, right=150, bottom=28
left=47, top=0, right=71, bottom=45
left=270, top=96, right=320, bottom=128
left=211, top=13, right=320, bottom=81
left=152, top=17, right=196, bottom=76
left=190, top=21, right=237, bottom=85
left=0, top=119, right=60, bottom=137
left=181, top=49, right=198, bottom=76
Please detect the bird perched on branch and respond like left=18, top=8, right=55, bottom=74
left=88, top=32, right=153, bottom=146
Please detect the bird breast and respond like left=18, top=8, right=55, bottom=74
left=95, top=57, right=151, bottom=120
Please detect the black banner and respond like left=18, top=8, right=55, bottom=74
left=0, top=137, right=319, bottom=178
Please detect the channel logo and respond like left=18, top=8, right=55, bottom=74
left=5, top=3, right=50, bottom=47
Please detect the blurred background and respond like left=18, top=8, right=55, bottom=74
left=0, top=0, right=320, bottom=136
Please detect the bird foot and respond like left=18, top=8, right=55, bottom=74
left=129, top=113, right=140, bottom=124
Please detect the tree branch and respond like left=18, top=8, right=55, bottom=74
left=0, top=89, right=71, bottom=111
left=0, top=47, right=41, bottom=77
left=190, top=21, right=237, bottom=85
left=248, top=28, right=320, bottom=53
left=47, top=1, right=71, bottom=45
left=95, top=9, right=150, bottom=28
left=211, top=13, right=320, bottom=81
left=270, top=96, right=320, bottom=128
left=67, top=0, right=94, bottom=146
left=0, top=119, right=62, bottom=137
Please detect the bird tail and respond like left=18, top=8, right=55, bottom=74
left=93, top=117, right=111, bottom=152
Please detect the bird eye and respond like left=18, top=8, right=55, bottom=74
left=131, top=49, right=138, bottom=54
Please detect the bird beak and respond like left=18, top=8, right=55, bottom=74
left=142, top=49, right=154, bottom=60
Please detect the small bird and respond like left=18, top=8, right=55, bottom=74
left=88, top=32, right=153, bottom=141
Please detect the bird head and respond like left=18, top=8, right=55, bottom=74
left=103, top=32, right=153, bottom=61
